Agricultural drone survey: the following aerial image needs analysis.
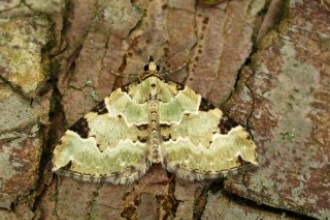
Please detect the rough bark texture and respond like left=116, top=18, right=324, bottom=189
left=0, top=0, right=329, bottom=219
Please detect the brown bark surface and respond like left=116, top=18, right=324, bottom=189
left=0, top=0, right=329, bottom=219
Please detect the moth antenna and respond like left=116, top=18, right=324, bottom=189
left=158, top=44, right=189, bottom=77
left=158, top=57, right=187, bottom=78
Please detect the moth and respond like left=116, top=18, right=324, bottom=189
left=52, top=56, right=257, bottom=184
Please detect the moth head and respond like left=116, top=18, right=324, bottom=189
left=144, top=56, right=161, bottom=74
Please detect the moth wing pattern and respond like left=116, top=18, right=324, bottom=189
left=158, top=80, right=258, bottom=181
left=52, top=83, right=152, bottom=184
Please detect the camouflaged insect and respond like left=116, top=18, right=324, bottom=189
left=52, top=56, right=258, bottom=184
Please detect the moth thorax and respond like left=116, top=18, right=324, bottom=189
left=148, top=78, right=160, bottom=100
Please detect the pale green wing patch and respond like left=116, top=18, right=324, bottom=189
left=106, top=88, right=149, bottom=125
left=164, top=126, right=257, bottom=180
left=160, top=83, right=257, bottom=181
left=53, top=130, right=149, bottom=184
left=52, top=87, right=150, bottom=184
